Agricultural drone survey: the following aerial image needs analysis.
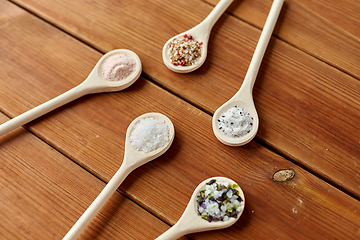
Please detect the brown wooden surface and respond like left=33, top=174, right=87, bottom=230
left=206, top=0, right=360, bottom=79
left=0, top=113, right=185, bottom=240
left=11, top=0, right=360, bottom=199
left=1, top=0, right=360, bottom=239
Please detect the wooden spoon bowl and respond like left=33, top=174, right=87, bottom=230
left=155, top=177, right=245, bottom=240
left=162, top=0, right=234, bottom=73
left=63, top=113, right=175, bottom=240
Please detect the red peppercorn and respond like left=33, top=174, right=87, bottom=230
left=183, top=34, right=187, bottom=38
left=188, top=35, right=193, bottom=39
left=179, top=61, right=184, bottom=66
left=199, top=42, right=203, bottom=45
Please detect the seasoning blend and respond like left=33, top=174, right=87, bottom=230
left=217, top=106, right=254, bottom=138
left=155, top=176, right=244, bottom=240
left=130, top=117, right=170, bottom=153
left=101, top=53, right=137, bottom=81
left=168, top=34, right=203, bottom=66
left=162, top=0, right=234, bottom=74
left=197, top=179, right=244, bottom=222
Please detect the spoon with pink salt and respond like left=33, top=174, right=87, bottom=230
left=212, top=0, right=284, bottom=146
left=155, top=177, right=245, bottom=240
left=162, top=0, right=234, bottom=73
left=63, top=112, right=175, bottom=240
left=0, top=49, right=142, bottom=137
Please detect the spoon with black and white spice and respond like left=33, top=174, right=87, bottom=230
left=162, top=0, right=234, bottom=73
left=155, top=177, right=245, bottom=240
left=212, top=0, right=284, bottom=146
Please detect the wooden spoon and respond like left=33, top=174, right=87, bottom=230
left=63, top=112, right=175, bottom=240
left=155, top=177, right=245, bottom=240
left=0, top=49, right=142, bottom=136
left=162, top=0, right=234, bottom=73
left=212, top=0, right=284, bottom=146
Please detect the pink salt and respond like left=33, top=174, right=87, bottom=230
left=101, top=53, right=136, bottom=81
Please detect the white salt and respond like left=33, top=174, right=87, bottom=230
left=130, top=117, right=169, bottom=153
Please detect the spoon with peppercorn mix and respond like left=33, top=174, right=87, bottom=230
left=162, top=0, right=234, bottom=73
left=155, top=177, right=245, bottom=240
left=63, top=113, right=175, bottom=240
left=212, top=0, right=284, bottom=146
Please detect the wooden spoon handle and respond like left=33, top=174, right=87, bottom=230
left=201, top=0, right=234, bottom=32
left=155, top=222, right=186, bottom=240
left=240, top=0, right=284, bottom=93
left=63, top=164, right=132, bottom=240
left=0, top=84, right=88, bottom=136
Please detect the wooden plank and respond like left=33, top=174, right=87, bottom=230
left=205, top=0, right=360, bottom=79
left=0, top=115, right=184, bottom=240
left=1, top=1, right=360, bottom=239
left=10, top=0, right=360, bottom=199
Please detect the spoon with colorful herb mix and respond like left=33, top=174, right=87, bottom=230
left=162, top=0, right=234, bottom=73
left=212, top=0, right=284, bottom=146
left=0, top=49, right=142, bottom=137
left=63, top=112, right=175, bottom=240
left=155, top=177, right=245, bottom=240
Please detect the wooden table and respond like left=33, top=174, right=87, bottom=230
left=1, top=0, right=359, bottom=239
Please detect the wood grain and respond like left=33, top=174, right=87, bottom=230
left=1, top=1, right=360, bottom=239
left=9, top=0, right=360, bottom=200
left=0, top=114, right=185, bottom=240
left=205, top=0, right=360, bottom=79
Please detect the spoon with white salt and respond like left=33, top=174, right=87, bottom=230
left=0, top=49, right=142, bottom=137
left=212, top=0, right=284, bottom=146
left=155, top=177, right=245, bottom=240
left=162, top=0, right=234, bottom=73
left=63, top=112, right=175, bottom=240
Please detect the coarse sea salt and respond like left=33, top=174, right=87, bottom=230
left=197, top=179, right=244, bottom=222
left=218, top=106, right=253, bottom=138
left=130, top=117, right=169, bottom=153
left=101, top=53, right=136, bottom=81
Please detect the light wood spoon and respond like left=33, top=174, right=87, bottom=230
left=162, top=0, right=234, bottom=73
left=155, top=177, right=245, bottom=240
left=212, top=0, right=284, bottom=146
left=63, top=112, right=175, bottom=240
left=0, top=49, right=142, bottom=137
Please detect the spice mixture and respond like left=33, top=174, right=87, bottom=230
left=101, top=53, right=136, bottom=81
left=218, top=106, right=253, bottom=138
left=130, top=117, right=169, bottom=153
left=197, top=179, right=243, bottom=222
left=168, top=34, right=202, bottom=66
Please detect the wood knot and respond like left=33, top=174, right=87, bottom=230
left=272, top=169, right=295, bottom=182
